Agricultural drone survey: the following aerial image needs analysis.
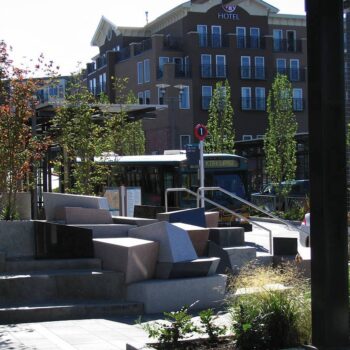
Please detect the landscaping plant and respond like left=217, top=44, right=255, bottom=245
left=228, top=263, right=311, bottom=350
left=198, top=308, right=227, bottom=343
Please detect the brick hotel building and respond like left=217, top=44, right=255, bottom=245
left=85, top=0, right=307, bottom=159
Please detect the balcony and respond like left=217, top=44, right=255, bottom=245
left=96, top=55, right=107, bottom=70
left=116, top=46, right=131, bottom=62
left=175, top=63, right=191, bottom=78
left=198, top=34, right=230, bottom=48
left=273, top=39, right=303, bottom=52
left=236, top=35, right=266, bottom=49
left=275, top=67, right=306, bottom=82
left=163, top=36, right=183, bottom=50
left=240, top=66, right=266, bottom=80
left=240, top=97, right=266, bottom=111
left=134, top=38, right=152, bottom=56
left=200, top=64, right=227, bottom=78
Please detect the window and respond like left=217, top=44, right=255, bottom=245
left=99, top=73, right=106, bottom=93
left=144, top=59, right=150, bottom=83
left=290, top=59, right=300, bottom=81
left=138, top=91, right=144, bottom=104
left=293, top=88, right=303, bottom=111
left=216, top=55, right=226, bottom=78
left=201, top=54, right=212, bottom=78
left=137, top=61, right=143, bottom=84
left=180, top=135, right=191, bottom=149
left=254, top=56, right=265, bottom=79
left=236, top=27, right=246, bottom=48
left=241, top=87, right=252, bottom=110
left=273, top=29, right=283, bottom=51
left=179, top=85, right=190, bottom=109
left=144, top=90, right=150, bottom=104
left=158, top=57, right=169, bottom=78
left=286, top=30, right=296, bottom=52
left=197, top=25, right=208, bottom=47
left=276, top=58, right=287, bottom=75
left=256, top=135, right=264, bottom=139
left=241, top=56, right=251, bottom=79
left=250, top=27, right=260, bottom=49
left=173, top=57, right=183, bottom=76
left=211, top=25, right=222, bottom=48
left=158, top=87, right=164, bottom=105
left=255, top=87, right=266, bottom=111
left=202, top=86, right=212, bottom=110
left=242, top=135, right=253, bottom=141
left=184, top=56, right=190, bottom=76
left=92, top=78, right=96, bottom=95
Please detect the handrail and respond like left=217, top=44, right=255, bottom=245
left=165, top=188, right=198, bottom=212
left=197, top=186, right=306, bottom=235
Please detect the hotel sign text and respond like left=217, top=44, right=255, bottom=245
left=218, top=4, right=239, bottom=20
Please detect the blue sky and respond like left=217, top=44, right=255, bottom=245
left=0, top=0, right=305, bottom=75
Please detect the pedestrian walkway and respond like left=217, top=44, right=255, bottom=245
left=0, top=316, right=150, bottom=350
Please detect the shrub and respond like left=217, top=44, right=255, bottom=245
left=228, top=263, right=311, bottom=350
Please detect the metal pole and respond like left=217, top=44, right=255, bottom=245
left=199, top=140, right=205, bottom=207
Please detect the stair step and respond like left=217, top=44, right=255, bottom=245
left=5, top=258, right=102, bottom=272
left=0, top=299, right=143, bottom=324
left=0, top=269, right=125, bottom=304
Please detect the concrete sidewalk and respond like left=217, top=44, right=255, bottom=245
left=0, top=316, right=150, bottom=350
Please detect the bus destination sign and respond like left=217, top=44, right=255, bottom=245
left=205, top=159, right=239, bottom=168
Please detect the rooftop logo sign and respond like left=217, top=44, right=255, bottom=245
left=218, top=4, right=239, bottom=20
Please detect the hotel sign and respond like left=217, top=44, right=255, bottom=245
left=218, top=4, right=239, bottom=20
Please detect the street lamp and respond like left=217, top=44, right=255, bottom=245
left=156, top=83, right=184, bottom=149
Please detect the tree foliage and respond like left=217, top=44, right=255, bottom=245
left=0, top=41, right=54, bottom=219
left=51, top=74, right=108, bottom=195
left=205, top=80, right=235, bottom=154
left=264, top=74, right=297, bottom=195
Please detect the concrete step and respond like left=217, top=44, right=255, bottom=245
left=0, top=269, right=125, bottom=304
left=0, top=299, right=143, bottom=324
left=5, top=258, right=102, bottom=273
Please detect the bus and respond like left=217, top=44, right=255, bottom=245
left=102, top=151, right=248, bottom=209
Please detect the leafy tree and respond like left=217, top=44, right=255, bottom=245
left=205, top=80, right=235, bottom=154
left=264, top=74, right=297, bottom=195
left=51, top=74, right=108, bottom=195
left=105, top=77, right=145, bottom=155
left=0, top=41, right=53, bottom=219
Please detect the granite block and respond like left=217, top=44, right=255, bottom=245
left=273, top=237, right=298, bottom=256
left=205, top=211, right=220, bottom=228
left=70, top=224, right=133, bottom=238
left=128, top=221, right=197, bottom=263
left=157, top=207, right=206, bottom=227
left=93, top=237, right=159, bottom=284
left=55, top=207, right=113, bottom=224
left=209, top=227, right=245, bottom=247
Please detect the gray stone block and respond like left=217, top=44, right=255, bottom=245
left=127, top=274, right=227, bottom=314
left=70, top=224, right=133, bottom=238
left=43, top=192, right=109, bottom=221
left=55, top=207, right=113, bottom=224
left=209, top=227, right=245, bottom=247
left=112, top=216, right=158, bottom=226
left=128, top=221, right=197, bottom=263
left=208, top=242, right=256, bottom=274
left=205, top=211, right=219, bottom=228
left=155, top=257, right=220, bottom=279
left=0, top=251, right=5, bottom=272
left=93, top=237, right=159, bottom=284
left=172, top=223, right=209, bottom=256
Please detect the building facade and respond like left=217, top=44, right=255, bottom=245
left=85, top=0, right=307, bottom=155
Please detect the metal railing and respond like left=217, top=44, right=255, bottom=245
left=165, top=186, right=307, bottom=255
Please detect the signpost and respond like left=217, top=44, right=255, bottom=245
left=194, top=124, right=208, bottom=207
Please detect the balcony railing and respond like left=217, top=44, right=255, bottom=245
left=96, top=55, right=107, bottom=69
left=134, top=38, right=152, bottom=56
left=117, top=46, right=131, bottom=62
left=273, top=39, right=303, bottom=52
left=240, top=66, right=266, bottom=80
left=163, top=36, right=183, bottom=50
left=241, top=97, right=266, bottom=111
left=275, top=68, right=306, bottom=82
left=175, top=63, right=192, bottom=78
left=200, top=64, right=227, bottom=78
left=236, top=35, right=266, bottom=49
left=198, top=34, right=230, bottom=48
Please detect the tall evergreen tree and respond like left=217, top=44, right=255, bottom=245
left=205, top=80, right=235, bottom=154
left=264, top=74, right=297, bottom=195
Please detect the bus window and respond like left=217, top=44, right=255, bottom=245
left=212, top=174, right=246, bottom=198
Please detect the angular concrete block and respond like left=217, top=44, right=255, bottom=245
left=155, top=257, right=220, bottom=279
left=0, top=251, right=5, bottom=272
left=43, top=192, right=109, bottom=221
left=93, top=237, right=159, bottom=284
left=128, top=221, right=197, bottom=263
left=112, top=216, right=158, bottom=226
left=209, top=227, right=245, bottom=247
left=273, top=237, right=298, bottom=256
left=70, top=224, right=134, bottom=238
left=208, top=241, right=256, bottom=274
left=172, top=223, right=209, bottom=256
left=127, top=274, right=227, bottom=314
left=157, top=207, right=206, bottom=227
left=205, top=211, right=219, bottom=228
left=55, top=207, right=113, bottom=224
